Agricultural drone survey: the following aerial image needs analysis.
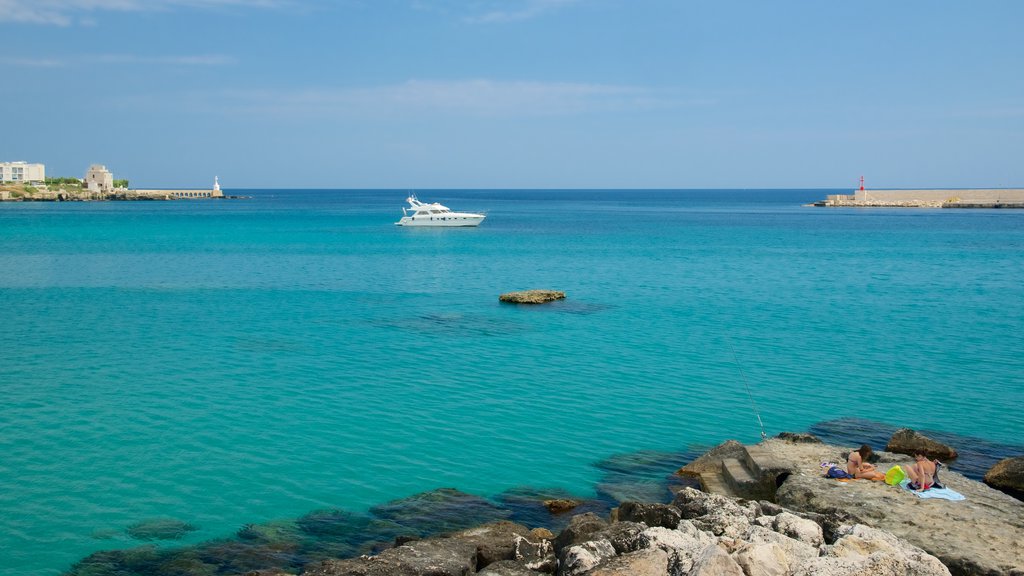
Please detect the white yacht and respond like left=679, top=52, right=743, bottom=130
left=396, top=195, right=485, bottom=227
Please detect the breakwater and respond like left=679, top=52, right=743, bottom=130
left=0, top=186, right=241, bottom=201
left=812, top=188, right=1024, bottom=208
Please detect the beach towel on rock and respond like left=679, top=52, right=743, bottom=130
left=900, top=481, right=965, bottom=501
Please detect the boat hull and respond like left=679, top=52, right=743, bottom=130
left=396, top=215, right=485, bottom=227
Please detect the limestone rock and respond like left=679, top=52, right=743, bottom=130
left=885, top=428, right=959, bottom=460
left=983, top=455, right=1024, bottom=495
left=553, top=513, right=609, bottom=552
left=615, top=502, right=681, bottom=529
left=689, top=543, right=744, bottom=576
left=772, top=512, right=824, bottom=548
left=477, top=560, right=548, bottom=575
left=530, top=528, right=555, bottom=540
left=543, top=499, right=581, bottom=514
left=581, top=548, right=669, bottom=576
left=761, top=437, right=1024, bottom=575
left=447, top=521, right=533, bottom=568
left=791, top=524, right=951, bottom=576
left=672, top=488, right=756, bottom=538
left=733, top=542, right=792, bottom=576
left=743, top=525, right=818, bottom=565
left=594, top=521, right=648, bottom=555
left=676, top=440, right=746, bottom=477
left=558, top=540, right=615, bottom=576
left=499, top=290, right=566, bottom=304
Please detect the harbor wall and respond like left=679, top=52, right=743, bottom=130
left=134, top=189, right=222, bottom=199
left=853, top=189, right=1024, bottom=203
left=818, top=188, right=1024, bottom=208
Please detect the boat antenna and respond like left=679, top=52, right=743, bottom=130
left=725, top=336, right=768, bottom=440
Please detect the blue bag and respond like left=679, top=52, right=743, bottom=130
left=825, top=466, right=853, bottom=479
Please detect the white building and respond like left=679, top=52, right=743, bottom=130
left=0, top=161, right=45, bottom=183
left=85, top=164, right=114, bottom=193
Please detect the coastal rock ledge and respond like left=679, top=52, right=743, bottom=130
left=678, top=436, right=1024, bottom=576
left=499, top=290, right=566, bottom=304
left=298, top=488, right=951, bottom=576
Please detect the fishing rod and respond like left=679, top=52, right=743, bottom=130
left=725, top=336, right=768, bottom=441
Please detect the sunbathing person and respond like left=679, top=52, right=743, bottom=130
left=903, top=451, right=939, bottom=490
left=847, top=444, right=886, bottom=481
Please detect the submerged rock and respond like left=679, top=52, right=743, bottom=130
left=494, top=486, right=609, bottom=532
left=776, top=432, right=822, bottom=444
left=595, top=448, right=699, bottom=504
left=498, top=290, right=566, bottom=304
left=305, top=537, right=478, bottom=576
left=238, top=519, right=303, bottom=546
left=886, top=428, right=959, bottom=460
left=369, top=488, right=512, bottom=538
left=125, top=517, right=198, bottom=541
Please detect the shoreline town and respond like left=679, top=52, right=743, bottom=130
left=0, top=161, right=241, bottom=202
left=5, top=161, right=1024, bottom=207
left=66, top=427, right=1024, bottom=576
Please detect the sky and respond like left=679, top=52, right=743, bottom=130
left=1, top=0, right=1022, bottom=189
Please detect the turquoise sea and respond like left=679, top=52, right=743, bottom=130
left=1, top=189, right=1022, bottom=575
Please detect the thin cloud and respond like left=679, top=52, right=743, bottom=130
left=89, top=53, right=236, bottom=66
left=0, top=53, right=234, bottom=68
left=218, top=79, right=686, bottom=118
left=413, top=0, right=581, bottom=24
left=0, top=56, right=65, bottom=67
left=466, top=0, right=580, bottom=23
left=0, top=0, right=288, bottom=26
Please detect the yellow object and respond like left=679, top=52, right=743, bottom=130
left=885, top=465, right=906, bottom=486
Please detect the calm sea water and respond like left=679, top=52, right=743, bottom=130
left=1, top=189, right=1022, bottom=575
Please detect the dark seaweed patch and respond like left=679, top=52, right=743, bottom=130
left=125, top=518, right=198, bottom=541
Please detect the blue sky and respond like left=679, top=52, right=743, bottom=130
left=1, top=0, right=1022, bottom=189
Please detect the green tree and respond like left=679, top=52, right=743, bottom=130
left=114, top=179, right=129, bottom=189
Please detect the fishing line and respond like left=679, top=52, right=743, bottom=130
left=725, top=336, right=768, bottom=440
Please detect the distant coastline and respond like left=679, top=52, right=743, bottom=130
left=0, top=184, right=246, bottom=202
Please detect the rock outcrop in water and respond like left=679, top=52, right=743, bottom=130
left=499, top=290, right=566, bottom=304
left=885, top=428, right=959, bottom=460
left=984, top=456, right=1024, bottom=498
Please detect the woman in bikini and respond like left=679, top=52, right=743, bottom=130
left=847, top=444, right=886, bottom=481
left=903, top=451, right=938, bottom=490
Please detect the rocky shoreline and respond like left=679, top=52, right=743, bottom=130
left=67, top=431, right=1023, bottom=576
left=286, top=434, right=1022, bottom=576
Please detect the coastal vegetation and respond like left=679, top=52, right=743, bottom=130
left=45, top=176, right=84, bottom=187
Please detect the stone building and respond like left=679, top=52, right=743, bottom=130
left=0, top=161, right=45, bottom=183
left=85, top=164, right=114, bottom=193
